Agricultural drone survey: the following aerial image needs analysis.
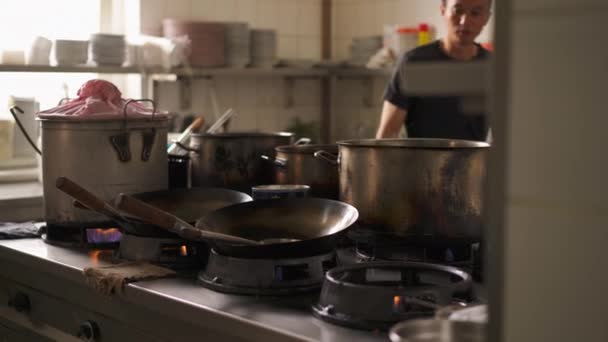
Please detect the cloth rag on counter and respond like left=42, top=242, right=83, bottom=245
left=0, top=222, right=41, bottom=239
left=83, top=262, right=176, bottom=296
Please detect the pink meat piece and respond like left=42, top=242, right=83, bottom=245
left=38, top=79, right=160, bottom=119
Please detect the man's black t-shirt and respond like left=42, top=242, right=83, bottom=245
left=384, top=40, right=489, bottom=141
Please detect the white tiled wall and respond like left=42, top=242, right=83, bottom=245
left=499, top=0, right=608, bottom=341
left=138, top=0, right=323, bottom=136
left=140, top=0, right=322, bottom=60
left=155, top=77, right=322, bottom=138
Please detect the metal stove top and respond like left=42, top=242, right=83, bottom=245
left=0, top=239, right=387, bottom=341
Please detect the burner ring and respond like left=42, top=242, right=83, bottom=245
left=325, top=261, right=472, bottom=294
left=313, top=261, right=473, bottom=331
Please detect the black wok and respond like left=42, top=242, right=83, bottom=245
left=196, top=198, right=359, bottom=258
left=56, top=177, right=252, bottom=237
left=129, top=187, right=253, bottom=224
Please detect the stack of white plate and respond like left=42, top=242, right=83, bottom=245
left=250, top=29, right=277, bottom=68
left=90, top=33, right=126, bottom=66
left=349, top=36, right=383, bottom=66
left=54, top=40, right=89, bottom=66
left=224, top=23, right=250, bottom=68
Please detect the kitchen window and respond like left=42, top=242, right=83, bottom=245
left=0, top=0, right=102, bottom=178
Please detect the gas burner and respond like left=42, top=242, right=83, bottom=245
left=117, top=233, right=205, bottom=270
left=312, top=262, right=472, bottom=331
left=198, top=249, right=338, bottom=296
left=355, top=243, right=475, bottom=271
left=347, top=225, right=479, bottom=275
left=42, top=223, right=122, bottom=249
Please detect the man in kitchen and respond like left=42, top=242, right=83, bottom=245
left=375, top=0, right=492, bottom=141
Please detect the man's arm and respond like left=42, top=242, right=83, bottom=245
left=375, top=101, right=407, bottom=138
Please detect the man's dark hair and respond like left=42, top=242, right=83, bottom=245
left=441, top=0, right=493, bottom=7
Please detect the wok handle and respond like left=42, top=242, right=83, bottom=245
left=56, top=177, right=107, bottom=212
left=115, top=193, right=176, bottom=230
left=313, top=150, right=339, bottom=166
left=115, top=194, right=259, bottom=245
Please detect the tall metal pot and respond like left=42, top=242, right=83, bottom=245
left=263, top=144, right=339, bottom=199
left=188, top=132, right=294, bottom=192
left=315, top=139, right=489, bottom=243
left=40, top=116, right=169, bottom=225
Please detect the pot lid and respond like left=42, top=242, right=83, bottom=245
left=37, top=79, right=168, bottom=121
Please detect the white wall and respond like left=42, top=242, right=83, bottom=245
left=497, top=0, right=608, bottom=341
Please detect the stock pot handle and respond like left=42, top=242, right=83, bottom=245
left=111, top=99, right=157, bottom=162
left=313, top=150, right=338, bottom=166
left=9, top=106, right=42, bottom=155
left=260, top=155, right=287, bottom=168
left=293, top=137, right=311, bottom=145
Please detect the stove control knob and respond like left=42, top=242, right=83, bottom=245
left=77, top=320, right=100, bottom=342
left=8, top=292, right=30, bottom=313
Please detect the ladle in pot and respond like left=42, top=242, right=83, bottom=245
left=114, top=193, right=260, bottom=246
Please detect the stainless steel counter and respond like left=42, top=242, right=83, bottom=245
left=0, top=238, right=388, bottom=341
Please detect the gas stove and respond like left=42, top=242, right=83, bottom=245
left=312, top=261, right=473, bottom=331
left=0, top=239, right=389, bottom=341
left=42, top=222, right=123, bottom=249
left=117, top=232, right=205, bottom=269
left=198, top=249, right=338, bottom=295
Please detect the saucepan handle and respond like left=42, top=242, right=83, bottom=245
left=293, top=137, right=311, bottom=145
left=175, top=141, right=200, bottom=154
left=314, top=150, right=339, bottom=166
left=260, top=155, right=287, bottom=168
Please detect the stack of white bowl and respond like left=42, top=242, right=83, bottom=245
left=349, top=36, right=383, bottom=66
left=54, top=40, right=89, bottom=66
left=250, top=29, right=277, bottom=68
left=27, top=36, right=53, bottom=65
left=90, top=34, right=126, bottom=66
left=224, top=23, right=250, bottom=68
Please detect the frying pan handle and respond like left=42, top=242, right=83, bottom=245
left=56, top=177, right=107, bottom=212
left=314, top=150, right=339, bottom=166
left=260, top=155, right=287, bottom=168
left=114, top=194, right=176, bottom=230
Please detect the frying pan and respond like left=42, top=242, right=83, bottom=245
left=195, top=198, right=359, bottom=258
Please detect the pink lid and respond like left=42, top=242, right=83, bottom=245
left=38, top=79, right=168, bottom=120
